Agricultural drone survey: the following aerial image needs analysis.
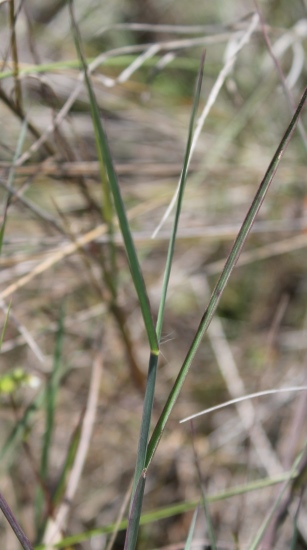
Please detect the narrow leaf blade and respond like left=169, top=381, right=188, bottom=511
left=184, top=506, right=199, bottom=550
left=126, top=55, right=205, bottom=550
left=146, top=86, right=307, bottom=468
left=36, top=307, right=65, bottom=537
left=156, top=52, right=205, bottom=341
left=69, top=2, right=158, bottom=353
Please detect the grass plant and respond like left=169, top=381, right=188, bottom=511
left=0, top=2, right=307, bottom=549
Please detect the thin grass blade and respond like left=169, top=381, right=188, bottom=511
left=124, top=471, right=146, bottom=550
left=132, top=53, right=205, bottom=487
left=290, top=490, right=303, bottom=550
left=67, top=8, right=116, bottom=295
left=190, top=420, right=217, bottom=550
left=199, top=475, right=217, bottom=549
left=41, top=306, right=65, bottom=474
left=184, top=505, right=199, bottom=550
left=0, top=300, right=11, bottom=351
left=130, top=352, right=158, bottom=499
left=180, top=386, right=307, bottom=423
left=36, top=307, right=65, bottom=537
left=125, top=55, right=205, bottom=550
left=51, top=418, right=82, bottom=509
left=0, top=216, right=6, bottom=256
left=146, top=86, right=307, bottom=468
left=0, top=55, right=205, bottom=83
left=33, top=470, right=300, bottom=549
left=248, top=442, right=307, bottom=550
left=156, top=52, right=205, bottom=341
left=0, top=119, right=27, bottom=255
left=36, top=418, right=82, bottom=542
left=69, top=1, right=158, bottom=352
left=8, top=118, right=28, bottom=187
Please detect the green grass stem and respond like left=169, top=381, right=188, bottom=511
left=184, top=505, right=199, bottom=550
left=51, top=419, right=82, bottom=508
left=0, top=57, right=214, bottom=82
left=145, top=85, right=307, bottom=468
left=0, top=302, right=11, bottom=352
left=156, top=53, right=205, bottom=342
left=36, top=307, right=65, bottom=538
left=125, top=54, right=205, bottom=549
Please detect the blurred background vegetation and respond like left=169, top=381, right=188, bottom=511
left=0, top=0, right=306, bottom=548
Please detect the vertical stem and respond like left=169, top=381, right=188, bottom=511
left=0, top=492, right=33, bottom=550
left=9, top=0, right=23, bottom=111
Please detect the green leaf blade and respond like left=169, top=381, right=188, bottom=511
left=156, top=52, right=205, bottom=342
left=70, top=3, right=158, bottom=353
left=146, top=85, right=307, bottom=468
left=125, top=54, right=205, bottom=550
